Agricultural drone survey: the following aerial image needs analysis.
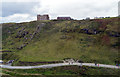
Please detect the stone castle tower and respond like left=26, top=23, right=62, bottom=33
left=37, top=14, right=49, bottom=20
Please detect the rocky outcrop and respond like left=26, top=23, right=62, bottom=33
left=31, top=23, right=45, bottom=40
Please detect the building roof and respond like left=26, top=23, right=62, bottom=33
left=37, top=14, right=49, bottom=16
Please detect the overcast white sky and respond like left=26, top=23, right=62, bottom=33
left=0, top=0, right=119, bottom=23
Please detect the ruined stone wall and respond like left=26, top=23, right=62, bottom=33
left=37, top=15, right=49, bottom=20
left=57, top=17, right=71, bottom=20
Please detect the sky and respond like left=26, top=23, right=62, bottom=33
left=0, top=0, right=119, bottom=23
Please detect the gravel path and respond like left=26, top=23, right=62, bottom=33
left=0, top=63, right=119, bottom=69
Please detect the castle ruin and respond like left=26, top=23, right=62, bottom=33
left=57, top=17, right=72, bottom=20
left=37, top=14, right=49, bottom=20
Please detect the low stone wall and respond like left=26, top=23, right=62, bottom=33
left=17, top=61, right=63, bottom=66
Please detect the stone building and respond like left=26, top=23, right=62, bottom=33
left=57, top=17, right=72, bottom=20
left=37, top=14, right=49, bottom=20
left=86, top=17, right=90, bottom=20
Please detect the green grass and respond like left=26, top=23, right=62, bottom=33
left=2, top=18, right=119, bottom=65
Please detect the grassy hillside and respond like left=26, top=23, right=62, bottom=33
left=2, top=17, right=120, bottom=65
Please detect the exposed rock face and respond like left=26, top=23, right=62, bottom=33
left=30, top=24, right=45, bottom=40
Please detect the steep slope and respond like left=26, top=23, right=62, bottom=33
left=2, top=17, right=120, bottom=65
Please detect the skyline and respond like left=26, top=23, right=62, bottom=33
left=0, top=0, right=119, bottom=23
